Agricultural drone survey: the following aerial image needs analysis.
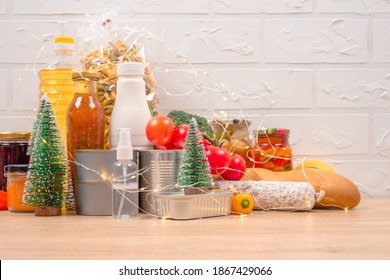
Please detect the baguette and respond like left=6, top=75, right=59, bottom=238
left=236, top=168, right=360, bottom=209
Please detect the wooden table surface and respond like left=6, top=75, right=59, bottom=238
left=1, top=198, right=389, bottom=260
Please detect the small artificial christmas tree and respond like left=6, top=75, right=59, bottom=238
left=23, top=95, right=75, bottom=216
left=177, top=117, right=212, bottom=195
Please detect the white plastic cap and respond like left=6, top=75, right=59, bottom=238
left=116, top=128, right=133, bottom=161
left=117, top=62, right=144, bottom=76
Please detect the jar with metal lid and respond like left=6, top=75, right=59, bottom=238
left=252, top=128, right=292, bottom=171
left=0, top=132, right=31, bottom=191
left=210, top=118, right=253, bottom=167
left=5, top=164, right=35, bottom=212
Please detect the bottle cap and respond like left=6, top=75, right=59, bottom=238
left=54, top=36, right=75, bottom=51
left=255, top=128, right=290, bottom=136
left=116, top=128, right=133, bottom=161
left=71, top=70, right=102, bottom=81
left=0, top=132, right=31, bottom=140
left=117, top=62, right=144, bottom=76
left=4, top=164, right=29, bottom=174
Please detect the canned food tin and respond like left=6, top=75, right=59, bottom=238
left=138, top=149, right=183, bottom=214
left=75, top=149, right=116, bottom=215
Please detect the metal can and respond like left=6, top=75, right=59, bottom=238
left=252, top=128, right=293, bottom=171
left=75, top=149, right=116, bottom=215
left=0, top=132, right=31, bottom=191
left=5, top=164, right=34, bottom=212
left=138, top=149, right=183, bottom=215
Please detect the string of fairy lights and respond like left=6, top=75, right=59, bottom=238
left=11, top=17, right=339, bottom=215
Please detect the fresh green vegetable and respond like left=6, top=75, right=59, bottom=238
left=167, top=110, right=214, bottom=142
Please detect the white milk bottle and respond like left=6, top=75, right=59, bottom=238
left=110, top=62, right=152, bottom=149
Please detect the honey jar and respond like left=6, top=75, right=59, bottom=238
left=0, top=132, right=31, bottom=191
left=5, top=164, right=35, bottom=212
left=252, top=128, right=293, bottom=171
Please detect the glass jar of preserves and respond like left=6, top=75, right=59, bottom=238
left=5, top=164, right=35, bottom=212
left=211, top=118, right=253, bottom=168
left=0, top=132, right=31, bottom=191
left=252, top=128, right=292, bottom=171
left=67, top=71, right=105, bottom=186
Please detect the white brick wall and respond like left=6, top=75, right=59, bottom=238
left=0, top=70, right=7, bottom=110
left=374, top=114, right=390, bottom=157
left=317, top=0, right=390, bottom=13
left=264, top=19, right=368, bottom=63
left=0, top=0, right=6, bottom=14
left=209, top=69, right=313, bottom=109
left=317, top=70, right=390, bottom=108
left=162, top=20, right=261, bottom=63
left=13, top=0, right=110, bottom=14
left=373, top=20, right=390, bottom=62
left=214, top=0, right=312, bottom=13
left=1, top=0, right=389, bottom=197
left=114, top=0, right=209, bottom=14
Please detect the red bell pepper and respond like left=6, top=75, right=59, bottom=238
left=0, top=190, right=7, bottom=210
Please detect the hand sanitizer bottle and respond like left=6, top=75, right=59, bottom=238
left=112, top=128, right=138, bottom=219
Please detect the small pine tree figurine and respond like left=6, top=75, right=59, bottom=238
left=177, top=117, right=212, bottom=195
left=23, top=95, right=75, bottom=216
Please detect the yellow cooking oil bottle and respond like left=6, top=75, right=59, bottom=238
left=39, top=36, right=78, bottom=145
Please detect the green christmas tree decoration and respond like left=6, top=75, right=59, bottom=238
left=177, top=117, right=212, bottom=195
left=23, top=95, right=75, bottom=216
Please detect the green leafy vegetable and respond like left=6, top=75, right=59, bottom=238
left=167, top=110, right=214, bottom=142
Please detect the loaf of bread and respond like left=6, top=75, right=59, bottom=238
left=238, top=168, right=361, bottom=209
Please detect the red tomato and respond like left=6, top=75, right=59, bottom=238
left=206, top=146, right=231, bottom=175
left=0, top=190, right=7, bottom=210
left=156, top=140, right=176, bottom=150
left=145, top=115, right=174, bottom=146
left=172, top=125, right=189, bottom=149
left=200, top=135, right=212, bottom=150
left=220, top=154, right=247, bottom=181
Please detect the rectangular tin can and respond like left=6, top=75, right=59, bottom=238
left=153, top=190, right=233, bottom=220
